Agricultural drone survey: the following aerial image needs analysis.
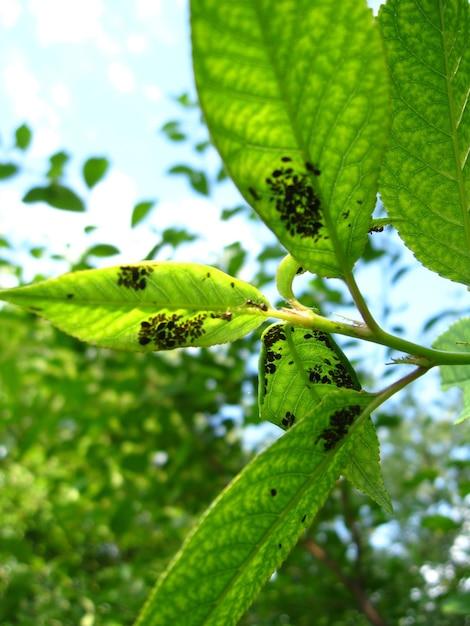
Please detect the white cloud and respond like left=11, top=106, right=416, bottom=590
left=136, top=0, right=162, bottom=18
left=143, top=85, right=162, bottom=101
left=108, top=61, right=135, bottom=92
left=0, top=0, right=22, bottom=28
left=3, top=57, right=59, bottom=127
left=127, top=34, right=147, bottom=54
left=50, top=83, right=70, bottom=108
left=29, top=0, right=104, bottom=44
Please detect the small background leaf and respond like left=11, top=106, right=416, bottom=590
left=46, top=151, right=70, bottom=181
left=14, top=123, right=32, bottom=150
left=0, top=163, right=20, bottom=180
left=86, top=244, right=120, bottom=257
left=168, top=164, right=209, bottom=196
left=0, top=262, right=270, bottom=352
left=433, top=317, right=470, bottom=423
left=131, top=200, right=157, bottom=228
left=22, top=184, right=85, bottom=212
left=83, top=157, right=110, bottom=188
left=378, top=0, right=470, bottom=285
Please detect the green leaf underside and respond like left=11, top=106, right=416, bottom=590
left=378, top=0, right=470, bottom=286
left=191, top=0, right=390, bottom=278
left=135, top=389, right=374, bottom=626
left=259, top=322, right=392, bottom=512
left=0, top=262, right=270, bottom=352
left=433, top=317, right=470, bottom=423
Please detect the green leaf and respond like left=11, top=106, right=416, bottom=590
left=46, top=151, right=70, bottom=181
left=342, top=419, right=393, bottom=514
left=0, top=262, right=271, bottom=351
left=22, top=184, right=85, bottom=212
left=83, top=157, right=110, bottom=188
left=168, top=164, right=209, bottom=196
left=135, top=388, right=374, bottom=626
left=131, top=200, right=157, bottom=228
left=433, top=318, right=470, bottom=423
left=191, top=0, right=390, bottom=278
left=87, top=244, right=120, bottom=257
left=14, top=123, right=32, bottom=150
left=421, top=514, right=460, bottom=532
left=0, top=163, right=20, bottom=180
left=161, top=120, right=187, bottom=142
left=378, top=0, right=470, bottom=286
left=259, top=322, right=392, bottom=512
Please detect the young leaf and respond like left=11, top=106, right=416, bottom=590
left=0, top=262, right=271, bottom=352
left=191, top=0, right=390, bottom=278
left=378, top=0, right=470, bottom=286
left=131, top=200, right=157, bottom=228
left=83, top=157, right=109, bottom=188
left=433, top=317, right=470, bottom=423
left=135, top=388, right=374, bottom=626
left=22, top=184, right=85, bottom=212
left=14, top=123, right=32, bottom=150
left=259, top=322, right=392, bottom=512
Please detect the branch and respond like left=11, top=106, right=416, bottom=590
left=304, top=539, right=388, bottom=626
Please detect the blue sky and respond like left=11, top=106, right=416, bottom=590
left=0, top=0, right=268, bottom=280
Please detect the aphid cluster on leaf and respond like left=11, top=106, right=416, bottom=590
left=138, top=311, right=208, bottom=349
left=266, top=157, right=323, bottom=241
left=118, top=265, right=154, bottom=291
left=315, top=405, right=361, bottom=451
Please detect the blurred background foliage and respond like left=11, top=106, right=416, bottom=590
left=1, top=106, right=470, bottom=626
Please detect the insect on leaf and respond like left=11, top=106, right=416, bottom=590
left=135, top=388, right=375, bottom=626
left=0, top=262, right=271, bottom=352
left=191, top=0, right=390, bottom=278
left=259, top=322, right=392, bottom=512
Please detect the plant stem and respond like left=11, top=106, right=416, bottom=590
left=305, top=539, right=389, bottom=626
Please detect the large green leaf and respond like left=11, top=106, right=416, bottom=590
left=191, top=0, right=390, bottom=278
left=378, top=0, right=470, bottom=286
left=135, top=388, right=374, bottom=626
left=259, top=322, right=392, bottom=512
left=0, top=262, right=270, bottom=351
left=433, top=317, right=470, bottom=423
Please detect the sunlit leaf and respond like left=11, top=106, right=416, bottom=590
left=0, top=262, right=271, bottom=352
left=168, top=164, right=209, bottom=195
left=259, top=322, right=391, bottom=512
left=378, top=0, right=470, bottom=285
left=135, top=388, right=374, bottom=626
left=191, top=0, right=390, bottom=278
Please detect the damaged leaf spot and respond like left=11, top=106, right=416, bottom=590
left=118, top=265, right=154, bottom=291
left=301, top=514, right=307, bottom=523
left=315, top=405, right=361, bottom=451
left=266, top=158, right=323, bottom=240
left=138, top=312, right=208, bottom=350
left=66, top=293, right=74, bottom=299
left=248, top=187, right=261, bottom=201
left=261, top=325, right=286, bottom=396
left=270, top=488, right=277, bottom=497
